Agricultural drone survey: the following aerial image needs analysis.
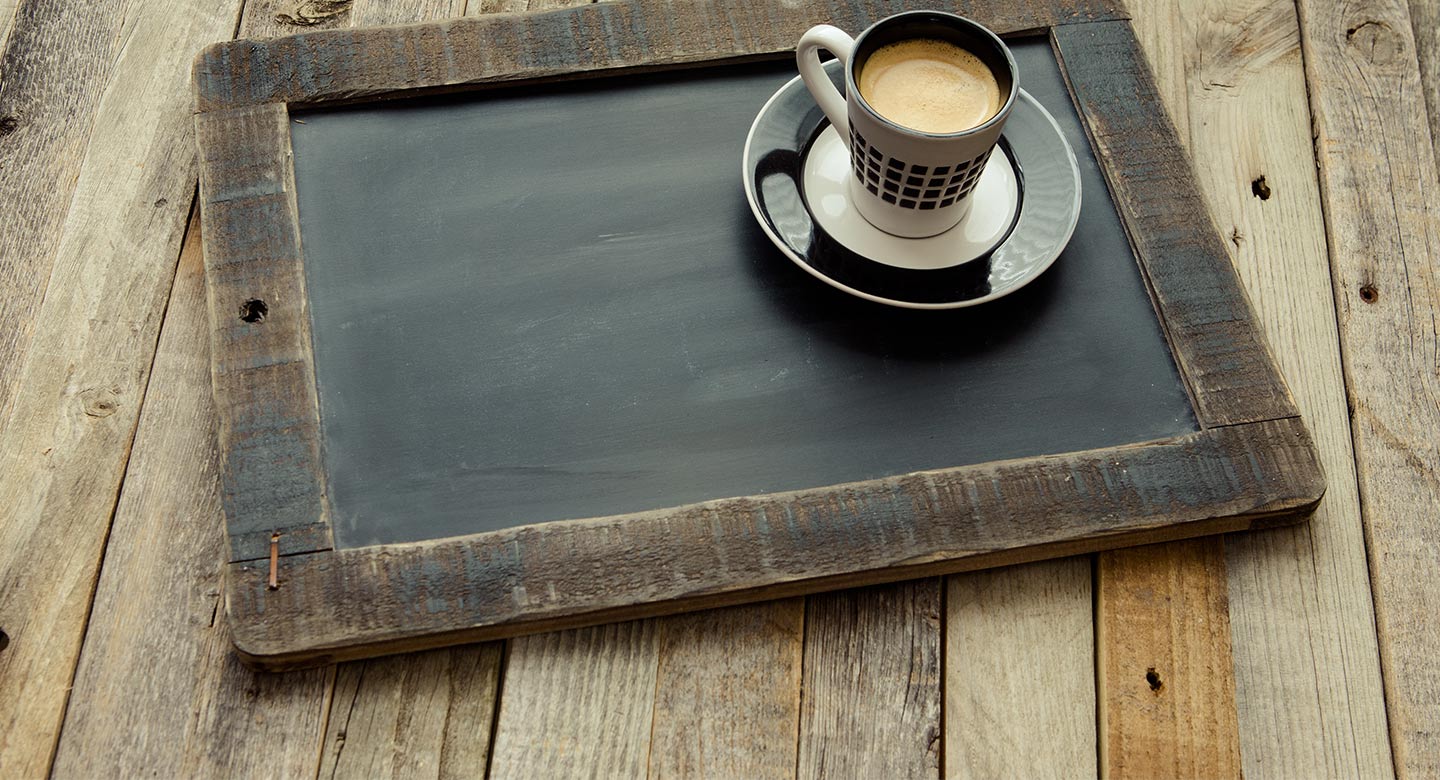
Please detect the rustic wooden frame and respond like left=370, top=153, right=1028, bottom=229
left=193, top=0, right=1323, bottom=670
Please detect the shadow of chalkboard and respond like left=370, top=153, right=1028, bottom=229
left=289, top=38, right=1198, bottom=548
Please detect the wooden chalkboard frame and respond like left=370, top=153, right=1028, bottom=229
left=193, top=0, right=1323, bottom=670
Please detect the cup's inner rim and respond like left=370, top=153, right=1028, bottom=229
left=846, top=12, right=1019, bottom=139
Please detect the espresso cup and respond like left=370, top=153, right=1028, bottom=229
left=796, top=12, right=1018, bottom=238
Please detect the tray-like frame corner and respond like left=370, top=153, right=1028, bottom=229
left=193, top=0, right=1323, bottom=671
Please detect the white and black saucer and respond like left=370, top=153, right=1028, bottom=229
left=742, top=60, right=1082, bottom=309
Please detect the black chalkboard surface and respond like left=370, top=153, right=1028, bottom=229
left=290, top=39, right=1196, bottom=548
left=194, top=1, right=1320, bottom=668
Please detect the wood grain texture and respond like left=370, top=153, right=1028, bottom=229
left=646, top=601, right=805, bottom=779
left=1053, top=20, right=1297, bottom=428
left=944, top=559, right=1095, bottom=779
left=0, top=0, right=131, bottom=421
left=1407, top=0, right=1439, bottom=167
left=240, top=0, right=351, bottom=38
left=798, top=580, right=941, bottom=779
left=1098, top=540, right=1242, bottom=778
left=1130, top=0, right=1394, bottom=776
left=243, top=0, right=462, bottom=38
left=488, top=621, right=661, bottom=777
left=48, top=218, right=335, bottom=780
left=193, top=0, right=1124, bottom=111
left=227, top=417, right=1322, bottom=668
left=318, top=644, right=503, bottom=779
left=195, top=102, right=332, bottom=562
left=0, top=0, right=245, bottom=775
left=354, top=0, right=465, bottom=25
left=0, top=0, right=17, bottom=53
left=243, top=0, right=466, bottom=37
left=1296, top=0, right=1440, bottom=774
left=469, top=0, right=589, bottom=14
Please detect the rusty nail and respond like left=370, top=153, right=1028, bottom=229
left=268, top=533, right=280, bottom=590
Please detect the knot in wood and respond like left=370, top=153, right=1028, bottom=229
left=79, top=387, right=121, bottom=418
left=1344, top=20, right=1402, bottom=65
left=0, top=116, right=18, bottom=137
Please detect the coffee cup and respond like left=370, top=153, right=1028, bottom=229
left=796, top=12, right=1018, bottom=238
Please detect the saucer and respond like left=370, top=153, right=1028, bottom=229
left=742, top=60, right=1082, bottom=309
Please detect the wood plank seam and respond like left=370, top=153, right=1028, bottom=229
left=318, top=661, right=365, bottom=777
left=791, top=598, right=808, bottom=780
left=481, top=638, right=510, bottom=779
left=938, top=576, right=948, bottom=778
left=1093, top=556, right=1104, bottom=775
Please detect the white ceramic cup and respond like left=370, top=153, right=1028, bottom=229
left=796, top=11, right=1018, bottom=238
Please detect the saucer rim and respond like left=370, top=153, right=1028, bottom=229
left=741, top=70, right=1082, bottom=310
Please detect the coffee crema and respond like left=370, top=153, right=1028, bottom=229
left=857, top=39, right=1001, bottom=134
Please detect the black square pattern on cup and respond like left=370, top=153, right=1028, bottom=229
left=848, top=128, right=995, bottom=211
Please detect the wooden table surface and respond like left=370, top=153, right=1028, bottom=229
left=0, top=0, right=1434, bottom=777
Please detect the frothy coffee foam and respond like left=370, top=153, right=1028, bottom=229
left=858, top=39, right=1001, bottom=134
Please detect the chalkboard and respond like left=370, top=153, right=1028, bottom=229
left=290, top=41, right=1196, bottom=548
left=192, top=0, right=1322, bottom=669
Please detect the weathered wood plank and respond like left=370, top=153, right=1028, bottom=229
left=488, top=621, right=661, bottom=777
left=646, top=601, right=805, bottom=779
left=317, top=644, right=503, bottom=778
left=0, top=0, right=18, bottom=54
left=1130, top=0, right=1394, bottom=776
left=1098, top=540, right=1242, bottom=778
left=244, top=0, right=465, bottom=38
left=227, top=417, right=1321, bottom=668
left=356, top=0, right=465, bottom=24
left=0, top=0, right=247, bottom=775
left=470, top=0, right=593, bottom=13
left=798, top=580, right=941, bottom=779
left=194, top=0, right=1125, bottom=111
left=944, top=559, right=1095, bottom=779
left=1407, top=0, right=1439, bottom=167
left=0, top=0, right=131, bottom=419
left=240, top=0, right=353, bottom=38
left=1296, top=0, right=1440, bottom=774
left=195, top=102, right=333, bottom=562
left=1053, top=19, right=1297, bottom=427
left=49, top=219, right=335, bottom=780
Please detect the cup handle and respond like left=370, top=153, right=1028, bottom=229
left=796, top=25, right=855, bottom=145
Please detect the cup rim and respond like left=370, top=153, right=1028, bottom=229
left=845, top=11, right=1020, bottom=140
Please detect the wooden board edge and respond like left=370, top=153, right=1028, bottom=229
left=224, top=416, right=1323, bottom=670
left=195, top=103, right=334, bottom=563
left=1052, top=19, right=1299, bottom=429
left=191, top=0, right=1127, bottom=111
